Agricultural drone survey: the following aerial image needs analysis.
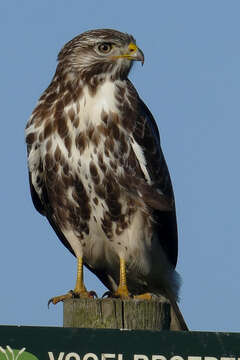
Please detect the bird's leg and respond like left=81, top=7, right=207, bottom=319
left=114, top=258, right=131, bottom=298
left=115, top=258, right=151, bottom=299
left=74, top=256, right=88, bottom=295
left=48, top=256, right=96, bottom=306
left=102, top=257, right=153, bottom=300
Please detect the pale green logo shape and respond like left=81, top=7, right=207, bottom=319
left=0, top=346, right=38, bottom=360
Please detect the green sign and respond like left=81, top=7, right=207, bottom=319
left=0, top=326, right=240, bottom=360
left=0, top=346, right=38, bottom=360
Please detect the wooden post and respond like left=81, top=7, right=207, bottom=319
left=63, top=298, right=181, bottom=330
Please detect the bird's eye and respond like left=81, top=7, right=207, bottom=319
left=97, top=43, right=112, bottom=54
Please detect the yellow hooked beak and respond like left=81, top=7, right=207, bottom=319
left=114, top=42, right=144, bottom=65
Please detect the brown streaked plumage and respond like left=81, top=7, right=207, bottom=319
left=25, top=28, right=188, bottom=330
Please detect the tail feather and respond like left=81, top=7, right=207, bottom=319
left=166, top=290, right=188, bottom=331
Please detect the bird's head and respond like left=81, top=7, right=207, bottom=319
left=57, top=29, right=144, bottom=81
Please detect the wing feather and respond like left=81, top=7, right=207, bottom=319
left=125, top=81, right=178, bottom=267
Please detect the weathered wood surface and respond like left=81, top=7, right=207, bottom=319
left=63, top=298, right=181, bottom=330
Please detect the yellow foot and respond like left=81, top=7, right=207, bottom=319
left=48, top=290, right=97, bottom=307
left=133, top=293, right=152, bottom=300
left=114, top=285, right=131, bottom=299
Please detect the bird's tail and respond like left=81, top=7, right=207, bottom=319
left=166, top=290, right=188, bottom=331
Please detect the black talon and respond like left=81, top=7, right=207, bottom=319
left=102, top=291, right=112, bottom=298
left=47, top=298, right=53, bottom=308
left=102, top=291, right=134, bottom=299
left=71, top=291, right=80, bottom=299
left=89, top=290, right=98, bottom=298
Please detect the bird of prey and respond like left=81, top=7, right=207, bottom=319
left=25, top=29, right=187, bottom=330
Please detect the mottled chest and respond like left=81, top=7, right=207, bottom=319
left=26, top=78, right=142, bottom=252
left=50, top=85, right=136, bottom=238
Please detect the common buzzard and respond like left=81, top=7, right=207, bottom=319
left=25, top=29, right=187, bottom=330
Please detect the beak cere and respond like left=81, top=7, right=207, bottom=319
left=115, top=42, right=145, bottom=65
left=127, top=42, right=145, bottom=65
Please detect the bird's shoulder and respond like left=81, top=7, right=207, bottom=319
left=119, top=79, right=174, bottom=202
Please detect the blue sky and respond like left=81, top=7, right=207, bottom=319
left=1, top=0, right=240, bottom=332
